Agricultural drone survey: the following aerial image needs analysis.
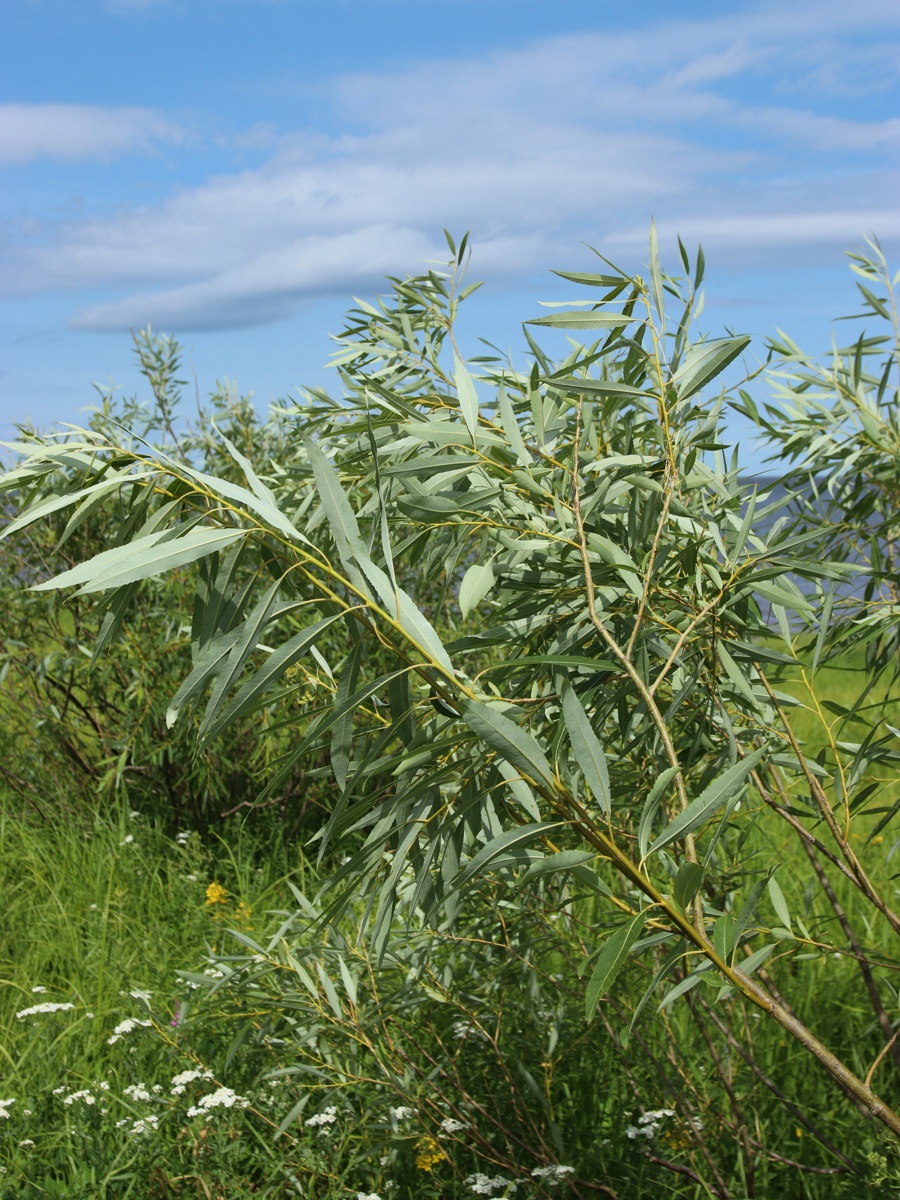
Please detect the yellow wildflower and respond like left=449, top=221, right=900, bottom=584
left=234, top=901, right=253, bottom=928
left=205, top=881, right=227, bottom=906
left=415, top=1134, right=445, bottom=1172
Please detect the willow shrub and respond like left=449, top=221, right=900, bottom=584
left=4, top=230, right=900, bottom=1174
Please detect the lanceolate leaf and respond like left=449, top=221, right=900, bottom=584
left=303, top=435, right=366, bottom=569
left=561, top=681, right=611, bottom=814
left=355, top=552, right=455, bottom=677
left=585, top=910, right=651, bottom=1020
left=461, top=700, right=555, bottom=791
left=454, top=354, right=480, bottom=439
left=671, top=335, right=750, bottom=401
left=649, top=748, right=766, bottom=855
left=526, top=312, right=634, bottom=330
left=198, top=580, right=286, bottom=741
left=201, top=613, right=346, bottom=746
left=33, top=525, right=247, bottom=595
left=457, top=822, right=562, bottom=889
left=459, top=563, right=496, bottom=619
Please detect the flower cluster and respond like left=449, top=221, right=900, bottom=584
left=170, top=1068, right=213, bottom=1095
left=15, top=1001, right=74, bottom=1020
left=305, top=1105, right=338, bottom=1132
left=416, top=1134, right=445, bottom=1172
left=531, top=1165, right=575, bottom=1184
left=107, top=1017, right=152, bottom=1044
left=0, top=1099, right=15, bottom=1120
left=466, top=1172, right=517, bottom=1195
left=185, top=1086, right=249, bottom=1119
left=625, top=1108, right=676, bottom=1140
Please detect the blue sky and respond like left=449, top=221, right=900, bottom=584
left=2, top=0, right=899, bottom=466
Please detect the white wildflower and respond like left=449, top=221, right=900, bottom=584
left=626, top=1109, right=675, bottom=1140
left=107, top=1017, right=151, bottom=1044
left=170, top=1068, right=213, bottom=1095
left=358, top=1193, right=382, bottom=1200
left=63, top=1090, right=96, bottom=1106
left=203, top=968, right=224, bottom=980
left=115, top=1119, right=129, bottom=1128
left=0, top=1099, right=14, bottom=1119
left=123, top=1084, right=151, bottom=1102
left=129, top=1114, right=159, bottom=1136
left=16, top=1001, right=74, bottom=1020
left=466, top=1173, right=517, bottom=1195
left=389, top=1105, right=415, bottom=1121
left=130, top=811, right=141, bottom=819
left=439, top=1117, right=468, bottom=1134
left=18, top=1139, right=35, bottom=1148
left=22, top=1109, right=32, bottom=1116
left=305, top=1105, right=338, bottom=1130
left=86, top=1012, right=95, bottom=1019
left=120, top=835, right=134, bottom=846
left=531, top=1165, right=575, bottom=1183
left=31, top=986, right=47, bottom=994
left=185, top=1086, right=249, bottom=1118
left=89, top=904, right=98, bottom=911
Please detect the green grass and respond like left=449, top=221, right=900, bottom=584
left=4, top=650, right=900, bottom=1198
left=0, top=806, right=306, bottom=1198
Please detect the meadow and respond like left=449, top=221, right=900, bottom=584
left=2, top=233, right=900, bottom=1198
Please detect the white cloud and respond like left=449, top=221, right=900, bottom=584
left=3, top=0, right=899, bottom=332
left=0, top=104, right=183, bottom=166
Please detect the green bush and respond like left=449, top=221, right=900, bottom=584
left=4, top=230, right=900, bottom=1195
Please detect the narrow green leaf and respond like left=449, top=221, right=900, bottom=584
left=355, top=552, right=455, bottom=676
left=167, top=626, right=242, bottom=728
left=561, top=681, right=611, bottom=814
left=649, top=219, right=665, bottom=325
left=671, top=336, right=750, bottom=401
left=733, top=877, right=769, bottom=948
left=546, top=377, right=653, bottom=401
left=649, top=747, right=766, bottom=854
left=673, top=861, right=705, bottom=911
left=454, top=355, right=480, bottom=439
left=742, top=942, right=778, bottom=977
left=638, top=766, right=679, bottom=859
left=527, top=312, right=634, bottom=330
left=0, top=470, right=152, bottom=542
left=202, top=614, right=345, bottom=745
left=713, top=914, right=736, bottom=964
left=461, top=700, right=555, bottom=790
left=459, top=563, right=496, bottom=619
left=303, top=435, right=365, bottom=569
left=767, top=875, right=792, bottom=932
left=585, top=910, right=650, bottom=1020
left=459, top=822, right=562, bottom=888
left=33, top=525, right=247, bottom=595
left=197, top=580, right=285, bottom=741
left=523, top=850, right=594, bottom=879
left=331, top=636, right=363, bottom=790
left=497, top=383, right=530, bottom=465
